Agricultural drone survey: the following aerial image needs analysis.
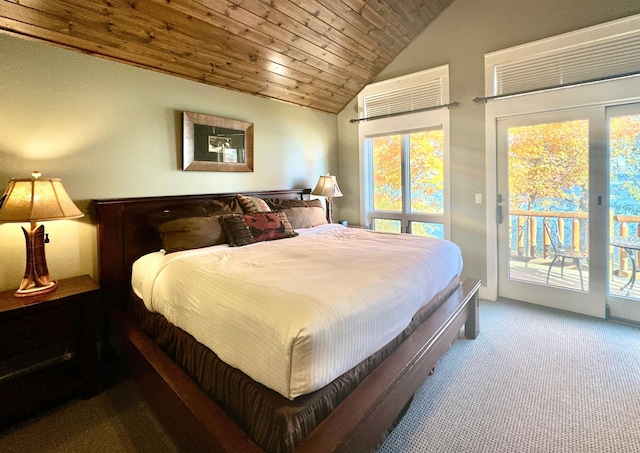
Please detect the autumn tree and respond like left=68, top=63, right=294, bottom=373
left=372, top=134, right=402, bottom=211
left=410, top=130, right=444, bottom=214
left=508, top=120, right=589, bottom=212
left=371, top=130, right=444, bottom=213
left=609, top=115, right=640, bottom=207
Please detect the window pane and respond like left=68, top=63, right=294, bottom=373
left=609, top=113, right=640, bottom=300
left=410, top=129, right=444, bottom=214
left=507, top=119, right=589, bottom=291
left=411, top=221, right=444, bottom=238
left=372, top=218, right=402, bottom=233
left=371, top=135, right=402, bottom=212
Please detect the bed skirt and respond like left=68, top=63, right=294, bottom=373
left=128, top=276, right=460, bottom=452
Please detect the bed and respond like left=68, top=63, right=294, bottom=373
left=94, top=188, right=480, bottom=453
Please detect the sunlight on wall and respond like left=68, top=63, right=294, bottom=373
left=2, top=124, right=112, bottom=161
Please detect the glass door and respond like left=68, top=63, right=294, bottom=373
left=607, top=103, right=640, bottom=323
left=497, top=108, right=606, bottom=318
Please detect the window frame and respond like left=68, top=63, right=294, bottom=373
left=359, top=107, right=451, bottom=238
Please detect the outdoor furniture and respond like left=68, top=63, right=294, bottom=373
left=610, top=236, right=640, bottom=296
left=544, top=219, right=588, bottom=291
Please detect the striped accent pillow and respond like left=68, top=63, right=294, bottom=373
left=237, top=194, right=271, bottom=213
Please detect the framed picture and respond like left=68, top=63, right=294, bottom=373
left=182, top=111, right=254, bottom=172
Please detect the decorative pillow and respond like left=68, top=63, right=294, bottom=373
left=237, top=194, right=271, bottom=213
left=153, top=215, right=227, bottom=253
left=264, top=198, right=327, bottom=228
left=220, top=212, right=297, bottom=247
left=281, top=206, right=328, bottom=229
left=264, top=198, right=324, bottom=210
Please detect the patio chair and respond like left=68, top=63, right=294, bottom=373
left=543, top=219, right=588, bottom=291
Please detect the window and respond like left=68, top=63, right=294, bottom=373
left=358, top=66, right=451, bottom=238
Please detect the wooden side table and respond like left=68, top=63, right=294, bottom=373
left=0, top=275, right=101, bottom=427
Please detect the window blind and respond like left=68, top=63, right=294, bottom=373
left=363, top=79, right=443, bottom=118
left=356, top=65, right=450, bottom=122
left=483, top=14, right=640, bottom=100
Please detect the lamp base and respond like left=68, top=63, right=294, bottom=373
left=325, top=198, right=334, bottom=224
left=15, top=223, right=57, bottom=298
left=15, top=281, right=58, bottom=298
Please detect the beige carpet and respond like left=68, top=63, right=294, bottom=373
left=377, top=298, right=640, bottom=452
left=0, top=370, right=179, bottom=453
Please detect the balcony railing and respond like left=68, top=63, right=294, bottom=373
left=509, top=210, right=640, bottom=274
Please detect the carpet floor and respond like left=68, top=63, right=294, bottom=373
left=378, top=298, right=640, bottom=453
left=1, top=298, right=639, bottom=452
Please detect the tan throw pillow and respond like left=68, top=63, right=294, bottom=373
left=281, top=206, right=328, bottom=229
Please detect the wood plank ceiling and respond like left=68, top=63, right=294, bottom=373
left=0, top=0, right=452, bottom=114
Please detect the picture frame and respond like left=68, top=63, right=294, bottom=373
left=182, top=111, right=254, bottom=172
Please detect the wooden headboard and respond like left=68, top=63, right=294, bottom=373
left=93, top=189, right=311, bottom=310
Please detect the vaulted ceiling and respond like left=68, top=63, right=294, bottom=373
left=0, top=0, right=452, bottom=114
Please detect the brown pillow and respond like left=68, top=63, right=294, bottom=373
left=154, top=215, right=227, bottom=253
left=201, top=198, right=243, bottom=215
left=147, top=205, right=209, bottom=230
left=220, top=212, right=297, bottom=247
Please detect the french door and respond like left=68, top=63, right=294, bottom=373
left=497, top=107, right=606, bottom=318
left=497, top=103, right=640, bottom=321
left=606, top=103, right=640, bottom=322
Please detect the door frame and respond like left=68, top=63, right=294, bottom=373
left=484, top=76, right=640, bottom=309
left=496, top=107, right=605, bottom=318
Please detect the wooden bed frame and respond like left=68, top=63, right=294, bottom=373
left=93, top=188, right=481, bottom=453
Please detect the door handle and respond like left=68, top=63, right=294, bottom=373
left=497, top=205, right=504, bottom=224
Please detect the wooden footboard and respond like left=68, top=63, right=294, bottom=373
left=109, top=278, right=480, bottom=453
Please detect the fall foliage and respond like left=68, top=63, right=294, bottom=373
left=369, top=129, right=445, bottom=237
left=610, top=114, right=640, bottom=210
left=508, top=120, right=589, bottom=213
left=371, top=130, right=444, bottom=213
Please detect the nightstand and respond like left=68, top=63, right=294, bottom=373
left=0, top=275, right=101, bottom=427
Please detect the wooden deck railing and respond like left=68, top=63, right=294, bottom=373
left=508, top=210, right=640, bottom=272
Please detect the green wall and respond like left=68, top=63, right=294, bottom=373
left=0, top=34, right=337, bottom=290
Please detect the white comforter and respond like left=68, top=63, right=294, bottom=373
left=132, top=224, right=463, bottom=400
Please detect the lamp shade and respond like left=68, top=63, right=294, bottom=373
left=0, top=172, right=83, bottom=223
left=311, top=174, right=343, bottom=199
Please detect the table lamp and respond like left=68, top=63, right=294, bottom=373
left=0, top=172, right=84, bottom=297
left=311, top=174, right=343, bottom=224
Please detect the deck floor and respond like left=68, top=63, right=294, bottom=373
left=508, top=257, right=640, bottom=300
